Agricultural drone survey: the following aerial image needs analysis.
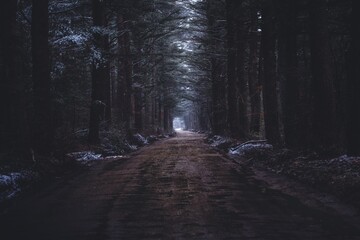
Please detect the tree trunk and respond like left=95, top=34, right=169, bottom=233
left=261, top=0, right=281, bottom=145
left=309, top=0, right=336, bottom=148
left=123, top=23, right=133, bottom=134
left=117, top=14, right=126, bottom=123
left=347, top=0, right=360, bottom=155
left=164, top=106, right=169, bottom=132
left=206, top=1, right=226, bottom=135
left=278, top=0, right=300, bottom=148
left=235, top=2, right=248, bottom=138
left=248, top=6, right=261, bottom=134
left=225, top=0, right=239, bottom=137
left=158, top=95, right=163, bottom=130
left=104, top=36, right=111, bottom=125
left=134, top=87, right=143, bottom=132
left=31, top=0, right=53, bottom=155
left=117, top=13, right=132, bottom=134
left=0, top=0, right=20, bottom=153
left=210, top=59, right=226, bottom=135
left=89, top=0, right=110, bottom=144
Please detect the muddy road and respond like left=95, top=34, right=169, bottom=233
left=1, top=131, right=360, bottom=239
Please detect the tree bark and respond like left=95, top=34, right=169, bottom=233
left=117, top=14, right=132, bottom=134
left=235, top=2, right=249, bottom=138
left=164, top=106, right=169, bottom=131
left=0, top=0, right=19, bottom=152
left=89, top=0, right=110, bottom=144
left=248, top=6, right=261, bottom=134
left=117, top=14, right=126, bottom=123
left=206, top=0, right=226, bottom=135
left=347, top=0, right=360, bottom=155
left=261, top=0, right=281, bottom=145
left=278, top=0, right=300, bottom=148
left=210, top=59, right=226, bottom=135
left=309, top=0, right=336, bottom=148
left=134, top=87, right=143, bottom=132
left=104, top=37, right=111, bottom=125
left=123, top=22, right=133, bottom=134
left=225, top=0, right=239, bottom=137
left=31, top=0, right=53, bottom=155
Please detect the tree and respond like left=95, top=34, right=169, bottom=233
left=225, top=0, right=239, bottom=136
left=0, top=0, right=21, bottom=153
left=309, top=0, right=337, bottom=149
left=116, top=13, right=133, bottom=134
left=346, top=0, right=360, bottom=155
left=88, top=0, right=110, bottom=144
left=278, top=0, right=300, bottom=148
left=248, top=4, right=261, bottom=134
left=235, top=1, right=249, bottom=138
left=261, top=0, right=281, bottom=145
left=32, top=0, right=53, bottom=155
left=206, top=0, right=226, bottom=135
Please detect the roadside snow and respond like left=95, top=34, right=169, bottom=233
left=0, top=171, right=39, bottom=202
left=207, top=134, right=360, bottom=207
left=132, top=133, right=149, bottom=146
left=334, top=155, right=360, bottom=163
left=229, top=141, right=273, bottom=156
left=208, top=135, right=233, bottom=149
left=66, top=151, right=103, bottom=166
left=0, top=174, right=14, bottom=187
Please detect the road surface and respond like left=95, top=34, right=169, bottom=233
left=1, top=131, right=360, bottom=239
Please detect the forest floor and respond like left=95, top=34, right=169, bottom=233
left=207, top=135, right=360, bottom=209
left=0, top=132, right=173, bottom=203
left=1, top=131, right=360, bottom=239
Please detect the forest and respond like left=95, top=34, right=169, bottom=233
left=2, top=0, right=360, bottom=239
left=0, top=0, right=359, bottom=195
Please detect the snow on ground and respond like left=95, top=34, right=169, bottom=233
left=132, top=133, right=148, bottom=146
left=67, top=134, right=158, bottom=165
left=66, top=151, right=103, bottom=166
left=125, top=142, right=138, bottom=151
left=0, top=171, right=39, bottom=202
left=208, top=134, right=360, bottom=206
left=229, top=141, right=273, bottom=156
left=208, top=135, right=234, bottom=149
left=67, top=151, right=133, bottom=166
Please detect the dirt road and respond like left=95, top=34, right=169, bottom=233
left=1, top=131, right=360, bottom=239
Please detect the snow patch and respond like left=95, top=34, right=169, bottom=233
left=104, top=155, right=129, bottom=160
left=208, top=135, right=233, bottom=149
left=146, top=135, right=158, bottom=144
left=130, top=133, right=149, bottom=147
left=135, top=133, right=148, bottom=145
left=66, top=151, right=103, bottom=166
left=126, top=142, right=138, bottom=151
left=335, top=155, right=360, bottom=163
left=0, top=175, right=15, bottom=189
left=229, top=141, right=273, bottom=156
left=0, top=171, right=39, bottom=202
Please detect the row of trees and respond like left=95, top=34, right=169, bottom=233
left=183, top=0, right=358, bottom=155
left=0, top=0, right=187, bottom=161
left=1, top=0, right=359, bottom=163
